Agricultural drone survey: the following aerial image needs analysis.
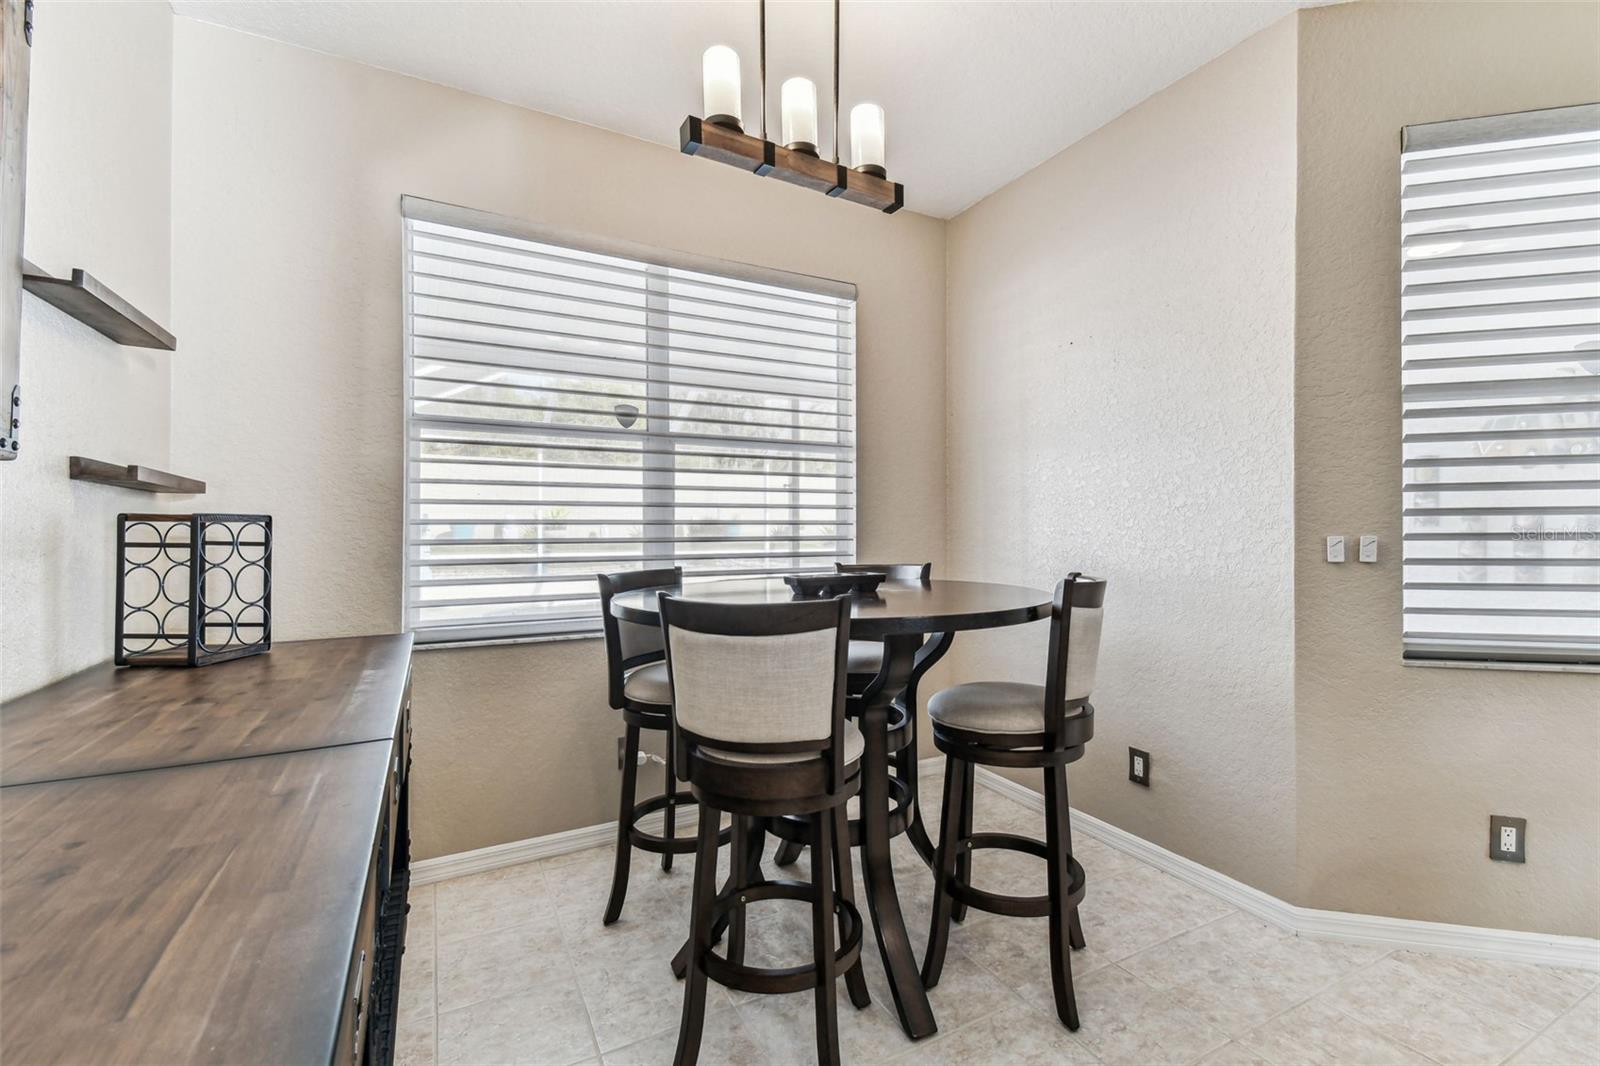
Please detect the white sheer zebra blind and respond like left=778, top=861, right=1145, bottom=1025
left=401, top=197, right=856, bottom=645
left=1400, top=104, right=1600, bottom=666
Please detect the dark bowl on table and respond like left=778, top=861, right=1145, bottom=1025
left=783, top=571, right=888, bottom=599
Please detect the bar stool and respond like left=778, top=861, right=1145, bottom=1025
left=921, top=573, right=1106, bottom=1031
left=660, top=593, right=870, bottom=1066
left=596, top=568, right=729, bottom=925
left=772, top=562, right=947, bottom=868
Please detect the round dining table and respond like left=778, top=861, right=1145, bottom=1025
left=610, top=575, right=1052, bottom=1040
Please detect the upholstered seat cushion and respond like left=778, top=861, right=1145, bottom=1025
left=928, top=681, right=1086, bottom=736
left=704, top=721, right=865, bottom=766
left=621, top=661, right=672, bottom=706
left=847, top=639, right=884, bottom=674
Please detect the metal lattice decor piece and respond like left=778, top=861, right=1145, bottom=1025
left=115, top=513, right=272, bottom=667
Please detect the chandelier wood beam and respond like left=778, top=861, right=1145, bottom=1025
left=679, top=0, right=903, bottom=214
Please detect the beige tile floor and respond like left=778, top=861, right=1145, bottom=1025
left=395, top=770, right=1599, bottom=1066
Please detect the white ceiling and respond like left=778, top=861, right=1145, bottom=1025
left=170, top=0, right=1313, bottom=218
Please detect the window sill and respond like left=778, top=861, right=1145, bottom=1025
left=1403, top=658, right=1600, bottom=676
left=414, top=630, right=603, bottom=652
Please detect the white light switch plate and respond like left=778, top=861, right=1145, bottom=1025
left=1359, top=535, right=1378, bottom=563
left=1326, top=535, right=1345, bottom=563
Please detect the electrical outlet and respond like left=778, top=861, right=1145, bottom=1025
left=1359, top=535, right=1378, bottom=563
left=1489, top=815, right=1526, bottom=863
left=1128, top=747, right=1151, bottom=787
left=1326, top=535, right=1346, bottom=563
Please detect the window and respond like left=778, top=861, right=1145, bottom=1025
left=1400, top=104, right=1600, bottom=666
left=401, top=198, right=856, bottom=645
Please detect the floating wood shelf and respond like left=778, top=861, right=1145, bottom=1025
left=69, top=456, right=204, bottom=494
left=20, top=260, right=176, bottom=350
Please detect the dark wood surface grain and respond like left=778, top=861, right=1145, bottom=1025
left=611, top=578, right=1051, bottom=637
left=0, top=742, right=389, bottom=1065
left=0, top=633, right=413, bottom=786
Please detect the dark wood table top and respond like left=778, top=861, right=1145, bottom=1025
left=0, top=633, right=413, bottom=786
left=610, top=577, right=1052, bottom=637
left=0, top=743, right=390, bottom=1065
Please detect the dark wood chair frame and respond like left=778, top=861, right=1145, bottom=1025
left=597, top=567, right=730, bottom=926
left=770, top=562, right=950, bottom=870
left=920, top=573, right=1106, bottom=1032
left=660, top=594, right=872, bottom=1066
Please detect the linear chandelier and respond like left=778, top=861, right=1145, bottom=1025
left=679, top=0, right=903, bottom=214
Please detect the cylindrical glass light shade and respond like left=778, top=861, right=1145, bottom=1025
left=781, top=77, right=819, bottom=153
left=850, top=102, right=886, bottom=176
left=702, top=45, right=742, bottom=130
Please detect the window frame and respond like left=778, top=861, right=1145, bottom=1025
left=399, top=196, right=858, bottom=649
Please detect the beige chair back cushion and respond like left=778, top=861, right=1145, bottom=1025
left=1065, top=606, right=1103, bottom=703
left=668, top=626, right=838, bottom=746
left=617, top=616, right=663, bottom=663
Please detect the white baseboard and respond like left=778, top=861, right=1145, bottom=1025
left=413, top=759, right=1599, bottom=973
left=411, top=804, right=700, bottom=886
left=972, top=766, right=1600, bottom=973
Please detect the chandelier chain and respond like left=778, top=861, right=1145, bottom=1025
left=758, top=0, right=767, bottom=141
left=833, top=0, right=841, bottom=164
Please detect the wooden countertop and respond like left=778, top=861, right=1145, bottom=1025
left=0, top=634, right=414, bottom=1063
left=0, top=634, right=413, bottom=786
left=0, top=743, right=390, bottom=1064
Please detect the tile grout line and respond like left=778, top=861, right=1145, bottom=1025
left=1320, top=948, right=1447, bottom=1066
left=1313, top=951, right=1542, bottom=1066
left=1493, top=982, right=1593, bottom=1066
left=1228, top=950, right=1450, bottom=1066
left=429, top=888, right=439, bottom=1065
left=1109, top=908, right=1242, bottom=991
left=578, top=962, right=605, bottom=1066
left=1318, top=995, right=1459, bottom=1066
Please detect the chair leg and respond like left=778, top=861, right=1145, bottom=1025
left=810, top=811, right=842, bottom=1066
left=920, top=754, right=963, bottom=989
left=673, top=804, right=722, bottom=1066
left=832, top=802, right=871, bottom=1009
left=603, top=723, right=641, bottom=926
left=727, top=816, right=750, bottom=965
left=1042, top=763, right=1080, bottom=1031
left=774, top=837, right=805, bottom=867
left=951, top=758, right=976, bottom=923
left=744, top=818, right=768, bottom=903
left=1061, top=777, right=1086, bottom=952
left=672, top=811, right=746, bottom=981
left=661, top=749, right=676, bottom=872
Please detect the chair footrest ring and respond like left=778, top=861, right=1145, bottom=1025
left=765, top=775, right=916, bottom=849
left=627, top=791, right=732, bottom=855
left=697, top=879, right=863, bottom=996
left=941, top=834, right=1085, bottom=918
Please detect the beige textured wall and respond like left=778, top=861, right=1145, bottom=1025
left=945, top=20, right=1300, bottom=897
left=167, top=18, right=946, bottom=860
left=0, top=1, right=174, bottom=701
left=1294, top=1, right=1600, bottom=937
